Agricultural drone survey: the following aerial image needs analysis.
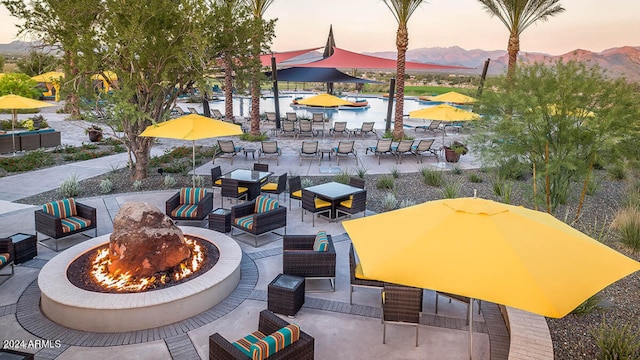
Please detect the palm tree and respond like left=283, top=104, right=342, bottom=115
left=477, top=0, right=565, bottom=81
left=245, top=0, right=275, bottom=135
left=383, top=0, right=426, bottom=140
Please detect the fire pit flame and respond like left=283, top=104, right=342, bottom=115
left=91, top=237, right=204, bottom=292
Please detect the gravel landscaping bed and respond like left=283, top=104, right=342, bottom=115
left=16, top=166, right=639, bottom=360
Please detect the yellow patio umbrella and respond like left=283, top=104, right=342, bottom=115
left=409, top=104, right=481, bottom=141
left=139, top=114, right=243, bottom=187
left=90, top=71, right=118, bottom=92
left=429, top=91, right=477, bottom=104
left=296, top=93, right=354, bottom=107
left=32, top=71, right=65, bottom=102
left=0, top=94, right=54, bottom=154
left=343, top=197, right=640, bottom=359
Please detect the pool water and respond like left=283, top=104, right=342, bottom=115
left=205, top=93, right=437, bottom=130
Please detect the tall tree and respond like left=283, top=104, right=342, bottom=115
left=383, top=0, right=425, bottom=140
left=244, top=0, right=276, bottom=135
left=477, top=0, right=565, bottom=81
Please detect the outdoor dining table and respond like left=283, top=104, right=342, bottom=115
left=221, top=169, right=273, bottom=201
left=305, top=181, right=365, bottom=220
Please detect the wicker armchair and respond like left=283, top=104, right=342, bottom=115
left=209, top=310, right=314, bottom=360
left=231, top=196, right=287, bottom=247
left=0, top=237, right=15, bottom=278
left=382, top=284, right=423, bottom=347
left=283, top=234, right=336, bottom=291
left=335, top=190, right=367, bottom=220
left=349, top=243, right=384, bottom=304
left=35, top=199, right=97, bottom=252
left=166, top=188, right=213, bottom=225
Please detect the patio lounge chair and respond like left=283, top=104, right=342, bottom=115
left=35, top=198, right=97, bottom=252
left=329, top=121, right=349, bottom=139
left=209, top=309, right=314, bottom=360
left=230, top=195, right=287, bottom=247
left=365, top=139, right=393, bottom=165
left=415, top=120, right=443, bottom=134
left=264, top=112, right=277, bottom=124
left=0, top=237, right=15, bottom=278
left=382, top=284, right=423, bottom=347
left=285, top=112, right=298, bottom=122
left=211, top=109, right=223, bottom=119
left=349, top=243, right=384, bottom=304
left=282, top=232, right=336, bottom=291
left=333, top=141, right=358, bottom=166
left=215, top=140, right=244, bottom=165
left=411, top=139, right=439, bottom=163
left=299, top=141, right=320, bottom=165
left=279, top=121, right=297, bottom=138
left=392, top=140, right=415, bottom=164
left=258, top=141, right=281, bottom=165
left=166, top=187, right=213, bottom=225
left=187, top=107, right=202, bottom=115
left=350, top=121, right=377, bottom=138
left=297, top=120, right=314, bottom=138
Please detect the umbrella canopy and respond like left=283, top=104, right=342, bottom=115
left=90, top=71, right=118, bottom=81
left=343, top=197, right=640, bottom=319
left=0, top=94, right=55, bottom=154
left=409, top=104, right=480, bottom=122
left=428, top=91, right=477, bottom=104
left=139, top=114, right=243, bottom=187
left=296, top=93, right=354, bottom=107
left=31, top=71, right=65, bottom=83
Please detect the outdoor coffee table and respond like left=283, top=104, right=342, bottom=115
left=8, top=233, right=37, bottom=264
left=268, top=273, right=305, bottom=317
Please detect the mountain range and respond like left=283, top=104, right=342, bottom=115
left=2, top=40, right=639, bottom=82
left=368, top=45, right=640, bottom=81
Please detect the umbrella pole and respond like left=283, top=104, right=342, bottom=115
left=192, top=140, right=196, bottom=188
left=11, top=109, right=17, bottom=155
left=469, top=298, right=474, bottom=360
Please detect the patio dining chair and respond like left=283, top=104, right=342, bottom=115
left=329, top=121, right=349, bottom=139
left=365, top=138, right=393, bottom=165
left=297, top=120, right=315, bottom=138
left=382, top=284, right=423, bottom=347
left=215, top=140, right=244, bottom=165
left=333, top=141, right=358, bottom=166
left=220, top=178, right=248, bottom=208
left=301, top=189, right=331, bottom=227
left=211, top=165, right=222, bottom=189
left=258, top=140, right=281, bottom=165
left=351, top=121, right=377, bottom=138
left=288, top=176, right=302, bottom=207
left=261, top=173, right=287, bottom=202
left=349, top=243, right=384, bottom=304
left=349, top=177, right=365, bottom=189
left=391, top=140, right=415, bottom=164
left=299, top=140, right=320, bottom=165
left=411, top=139, right=439, bottom=163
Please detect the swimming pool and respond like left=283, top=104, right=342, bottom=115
left=205, top=93, right=437, bottom=130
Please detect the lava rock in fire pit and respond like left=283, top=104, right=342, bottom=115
left=109, top=202, right=191, bottom=277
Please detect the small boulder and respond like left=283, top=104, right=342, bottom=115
left=108, top=202, right=191, bottom=277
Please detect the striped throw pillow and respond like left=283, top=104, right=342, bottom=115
left=233, top=330, right=265, bottom=358
left=179, top=188, right=205, bottom=205
left=250, top=324, right=300, bottom=360
left=42, top=198, right=77, bottom=218
left=254, top=196, right=278, bottom=214
left=313, top=231, right=329, bottom=252
left=0, top=253, right=10, bottom=265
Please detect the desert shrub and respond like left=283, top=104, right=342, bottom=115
left=301, top=177, right=313, bottom=188
left=333, top=170, right=351, bottom=184
left=239, top=132, right=269, bottom=141
left=112, top=144, right=127, bottom=153
left=99, top=178, right=113, bottom=194
left=53, top=144, right=77, bottom=154
left=163, top=174, right=177, bottom=188
left=468, top=172, right=483, bottom=183
left=376, top=175, right=395, bottom=190
left=193, top=175, right=205, bottom=188
left=355, top=166, right=367, bottom=178
left=607, top=164, right=626, bottom=181
left=381, top=193, right=399, bottom=211
left=591, top=320, right=640, bottom=360
left=450, top=166, right=462, bottom=175
left=611, top=208, right=640, bottom=254
left=420, top=168, right=444, bottom=187
left=389, top=167, right=400, bottom=179
left=399, top=199, right=416, bottom=208
left=59, top=174, right=80, bottom=198
left=586, top=178, right=600, bottom=196
left=442, top=179, right=462, bottom=199
left=132, top=180, right=143, bottom=191
left=570, top=294, right=602, bottom=315
left=496, top=158, right=529, bottom=181
left=163, top=159, right=190, bottom=174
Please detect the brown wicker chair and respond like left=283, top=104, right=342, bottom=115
left=35, top=199, right=97, bottom=252
left=211, top=166, right=222, bottom=189
left=261, top=173, right=287, bottom=202
left=335, top=190, right=367, bottom=219
left=382, top=284, right=423, bottom=347
left=288, top=176, right=303, bottom=207
left=221, top=178, right=249, bottom=208
left=165, top=188, right=213, bottom=225
left=349, top=177, right=365, bottom=189
left=349, top=243, right=384, bottom=304
left=209, top=310, right=314, bottom=360
left=0, top=238, right=15, bottom=278
left=301, top=189, right=331, bottom=227
left=230, top=196, right=287, bottom=247
left=282, top=234, right=336, bottom=291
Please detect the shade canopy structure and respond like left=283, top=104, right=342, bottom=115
left=260, top=48, right=322, bottom=67
left=265, top=67, right=380, bottom=84
left=344, top=197, right=640, bottom=318
left=286, top=47, right=467, bottom=71
left=296, top=93, right=355, bottom=107
left=139, top=114, right=243, bottom=187
left=428, top=91, right=477, bottom=104
left=0, top=94, right=54, bottom=153
left=343, top=197, right=640, bottom=358
left=31, top=71, right=65, bottom=102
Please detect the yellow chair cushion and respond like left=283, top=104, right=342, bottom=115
left=261, top=183, right=278, bottom=191
left=340, top=198, right=352, bottom=208
left=355, top=263, right=375, bottom=280
left=238, top=186, right=249, bottom=194
left=214, top=179, right=222, bottom=185
left=291, top=190, right=302, bottom=198
left=315, top=198, right=331, bottom=208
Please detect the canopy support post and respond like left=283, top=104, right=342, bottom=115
left=271, top=56, right=281, bottom=129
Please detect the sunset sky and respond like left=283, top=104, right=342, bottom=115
left=1, top=0, right=638, bottom=56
